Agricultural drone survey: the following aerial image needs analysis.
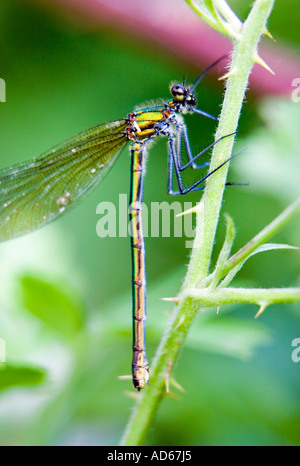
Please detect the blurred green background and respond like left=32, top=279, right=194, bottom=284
left=0, top=0, right=299, bottom=446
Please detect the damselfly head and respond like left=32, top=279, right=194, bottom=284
left=170, top=56, right=228, bottom=110
left=170, top=83, right=196, bottom=107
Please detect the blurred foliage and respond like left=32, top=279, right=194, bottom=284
left=0, top=364, right=45, bottom=391
left=0, top=0, right=299, bottom=446
left=19, top=274, right=85, bottom=338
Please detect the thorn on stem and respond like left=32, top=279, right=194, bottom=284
left=176, top=203, right=200, bottom=217
left=218, top=68, right=236, bottom=81
left=161, top=296, right=180, bottom=303
left=255, top=303, right=268, bottom=318
left=254, top=53, right=275, bottom=75
left=170, top=377, right=185, bottom=393
left=264, top=28, right=276, bottom=41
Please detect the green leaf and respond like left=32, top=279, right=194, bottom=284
left=199, top=0, right=219, bottom=19
left=185, top=0, right=225, bottom=34
left=247, top=243, right=300, bottom=256
left=0, top=363, right=46, bottom=391
left=211, top=213, right=235, bottom=288
left=220, top=243, right=299, bottom=287
left=184, top=0, right=242, bottom=38
left=186, top=0, right=217, bottom=19
left=18, top=274, right=85, bottom=339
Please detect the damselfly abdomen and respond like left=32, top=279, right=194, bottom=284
left=0, top=56, right=234, bottom=390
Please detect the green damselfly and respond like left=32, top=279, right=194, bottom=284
left=0, top=56, right=235, bottom=390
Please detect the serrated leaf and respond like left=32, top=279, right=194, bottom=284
left=0, top=364, right=46, bottom=391
left=18, top=274, right=85, bottom=339
left=220, top=243, right=299, bottom=287
left=211, top=213, right=235, bottom=288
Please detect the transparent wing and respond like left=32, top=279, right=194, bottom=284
left=0, top=119, right=128, bottom=241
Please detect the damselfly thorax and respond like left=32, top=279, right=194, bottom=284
left=0, top=55, right=235, bottom=390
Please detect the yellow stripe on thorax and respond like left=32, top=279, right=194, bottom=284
left=135, top=111, right=165, bottom=123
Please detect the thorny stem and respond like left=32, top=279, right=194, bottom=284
left=121, top=0, right=279, bottom=446
left=188, top=287, right=300, bottom=308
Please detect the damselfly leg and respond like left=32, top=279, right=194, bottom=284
left=168, top=122, right=236, bottom=195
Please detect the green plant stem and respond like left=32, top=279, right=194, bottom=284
left=184, top=0, right=275, bottom=288
left=121, top=0, right=275, bottom=446
left=188, top=287, right=300, bottom=307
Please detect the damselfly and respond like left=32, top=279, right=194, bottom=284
left=0, top=56, right=235, bottom=390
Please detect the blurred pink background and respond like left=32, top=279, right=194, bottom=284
left=31, top=0, right=300, bottom=96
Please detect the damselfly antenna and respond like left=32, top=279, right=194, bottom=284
left=189, top=54, right=228, bottom=92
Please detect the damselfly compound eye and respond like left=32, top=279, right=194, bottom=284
left=171, top=84, right=186, bottom=101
